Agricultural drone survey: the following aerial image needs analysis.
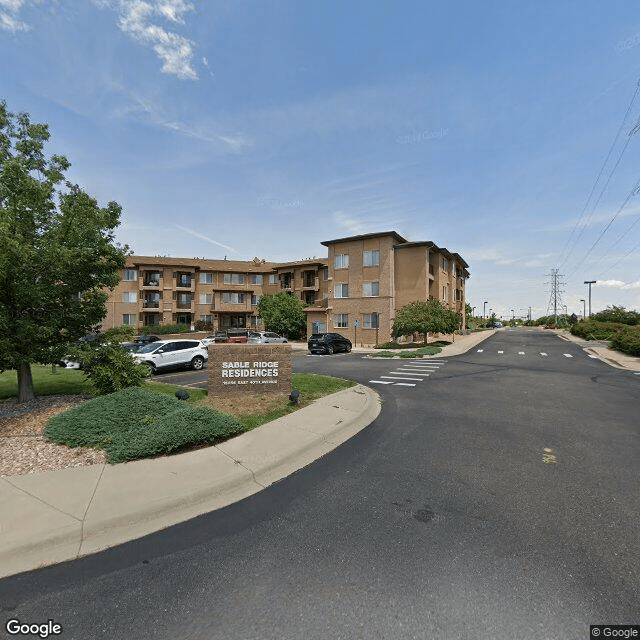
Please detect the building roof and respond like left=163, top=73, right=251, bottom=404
left=321, top=231, right=407, bottom=247
left=394, top=241, right=469, bottom=270
left=126, top=255, right=280, bottom=273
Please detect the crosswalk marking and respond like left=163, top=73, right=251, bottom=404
left=518, top=351, right=525, bottom=355
left=540, top=352, right=548, bottom=357
left=380, top=375, right=424, bottom=381
left=563, top=353, right=573, bottom=358
left=369, top=380, right=394, bottom=385
left=389, top=371, right=429, bottom=377
left=477, top=349, right=483, bottom=353
left=394, top=382, right=416, bottom=387
left=498, top=350, right=504, bottom=354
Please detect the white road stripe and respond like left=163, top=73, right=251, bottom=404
left=396, top=367, right=439, bottom=371
left=390, top=371, right=429, bottom=376
left=540, top=353, right=547, bottom=357
left=369, top=380, right=394, bottom=384
left=588, top=355, right=598, bottom=359
left=518, top=352, right=525, bottom=355
left=380, top=375, right=424, bottom=381
left=477, top=349, right=483, bottom=353
left=563, top=353, right=573, bottom=358
left=394, top=383, right=416, bottom=387
left=498, top=350, right=504, bottom=354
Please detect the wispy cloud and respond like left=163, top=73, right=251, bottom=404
left=0, top=0, right=30, bottom=32
left=95, top=0, right=198, bottom=79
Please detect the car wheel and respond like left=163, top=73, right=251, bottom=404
left=327, top=345, right=334, bottom=355
left=143, top=361, right=156, bottom=376
left=191, top=355, right=205, bottom=370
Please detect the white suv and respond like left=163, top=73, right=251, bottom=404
left=132, top=339, right=208, bottom=374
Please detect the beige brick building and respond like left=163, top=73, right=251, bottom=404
left=304, top=231, right=469, bottom=345
left=103, top=231, right=469, bottom=343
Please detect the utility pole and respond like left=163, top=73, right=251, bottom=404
left=545, top=269, right=565, bottom=324
left=584, top=281, right=596, bottom=317
left=580, top=298, right=586, bottom=319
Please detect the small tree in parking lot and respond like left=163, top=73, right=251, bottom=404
left=257, top=292, right=307, bottom=338
left=392, top=300, right=460, bottom=343
left=0, top=101, right=127, bottom=402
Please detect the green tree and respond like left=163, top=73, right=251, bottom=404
left=0, top=101, right=127, bottom=402
left=257, top=292, right=307, bottom=338
left=392, top=300, right=460, bottom=343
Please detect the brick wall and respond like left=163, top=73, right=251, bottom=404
left=207, top=343, right=292, bottom=397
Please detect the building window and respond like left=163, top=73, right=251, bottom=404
left=199, top=314, right=213, bottom=325
left=269, top=274, right=278, bottom=285
left=199, top=293, right=213, bottom=305
left=176, top=272, right=192, bottom=287
left=122, top=292, right=137, bottom=303
left=442, top=286, right=448, bottom=300
left=123, top=269, right=137, bottom=281
left=223, top=273, right=245, bottom=285
left=177, top=293, right=192, bottom=308
left=251, top=294, right=260, bottom=306
left=363, top=250, right=380, bottom=267
left=441, top=258, right=449, bottom=272
left=223, top=292, right=245, bottom=304
left=334, top=283, right=349, bottom=298
left=334, top=314, right=348, bottom=328
left=143, top=271, right=161, bottom=286
left=250, top=274, right=263, bottom=285
left=362, top=281, right=379, bottom=297
left=122, top=314, right=136, bottom=325
left=200, top=272, right=213, bottom=284
left=322, top=267, right=329, bottom=281
left=363, top=313, right=379, bottom=329
left=334, top=254, right=349, bottom=269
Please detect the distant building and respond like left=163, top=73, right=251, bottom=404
left=103, top=231, right=469, bottom=344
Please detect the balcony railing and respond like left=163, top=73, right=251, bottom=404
left=142, top=300, right=160, bottom=309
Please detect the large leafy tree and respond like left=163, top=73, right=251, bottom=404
left=392, top=299, right=460, bottom=343
left=0, top=101, right=127, bottom=402
left=256, top=292, right=307, bottom=338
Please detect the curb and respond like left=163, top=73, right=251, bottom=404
left=0, top=384, right=381, bottom=578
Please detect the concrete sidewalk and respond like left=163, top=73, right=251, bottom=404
left=0, top=384, right=381, bottom=578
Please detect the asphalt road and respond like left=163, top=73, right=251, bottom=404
left=1, top=329, right=638, bottom=640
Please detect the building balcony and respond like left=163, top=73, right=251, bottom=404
left=141, top=280, right=161, bottom=289
left=141, top=300, right=161, bottom=310
left=302, top=277, right=320, bottom=291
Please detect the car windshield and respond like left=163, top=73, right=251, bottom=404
left=310, top=334, right=325, bottom=340
left=136, top=342, right=163, bottom=354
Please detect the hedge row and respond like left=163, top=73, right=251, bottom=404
left=611, top=325, right=640, bottom=357
left=570, top=320, right=627, bottom=341
left=45, top=387, right=244, bottom=463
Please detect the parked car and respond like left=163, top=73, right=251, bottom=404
left=214, top=329, right=249, bottom=343
left=119, top=342, right=140, bottom=353
left=201, top=335, right=217, bottom=347
left=132, top=339, right=208, bottom=374
left=249, top=331, right=288, bottom=344
left=133, top=334, right=160, bottom=344
left=308, top=332, right=352, bottom=355
left=486, top=321, right=503, bottom=329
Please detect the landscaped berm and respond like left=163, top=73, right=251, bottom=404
left=45, top=387, right=244, bottom=464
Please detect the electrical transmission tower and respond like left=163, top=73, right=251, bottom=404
left=545, top=269, right=566, bottom=322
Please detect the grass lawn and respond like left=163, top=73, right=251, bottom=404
left=0, top=365, right=206, bottom=403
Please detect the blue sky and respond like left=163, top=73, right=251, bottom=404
left=2, top=1, right=640, bottom=319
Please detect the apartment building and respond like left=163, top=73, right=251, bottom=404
left=103, top=231, right=469, bottom=343
left=103, top=256, right=329, bottom=332
left=305, top=231, right=469, bottom=345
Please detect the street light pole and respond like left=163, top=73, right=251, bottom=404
left=483, top=301, right=488, bottom=319
left=580, top=299, right=586, bottom=319
left=584, top=281, right=596, bottom=317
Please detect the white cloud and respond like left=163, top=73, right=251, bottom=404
left=97, top=0, right=198, bottom=79
left=0, top=0, right=30, bottom=32
left=595, top=279, right=640, bottom=290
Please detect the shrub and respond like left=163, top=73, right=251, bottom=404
left=370, top=351, right=396, bottom=358
left=69, top=342, right=149, bottom=395
left=592, top=306, right=640, bottom=326
left=140, top=324, right=191, bottom=335
left=570, top=320, right=626, bottom=341
left=101, top=326, right=136, bottom=342
left=611, top=325, right=640, bottom=357
left=45, top=387, right=244, bottom=463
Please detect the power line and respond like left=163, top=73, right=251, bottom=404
left=545, top=269, right=566, bottom=321
left=559, top=79, right=640, bottom=270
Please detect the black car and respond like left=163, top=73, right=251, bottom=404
left=133, top=334, right=160, bottom=344
left=308, top=332, right=352, bottom=354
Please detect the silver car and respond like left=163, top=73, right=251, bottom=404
left=248, top=331, right=288, bottom=344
